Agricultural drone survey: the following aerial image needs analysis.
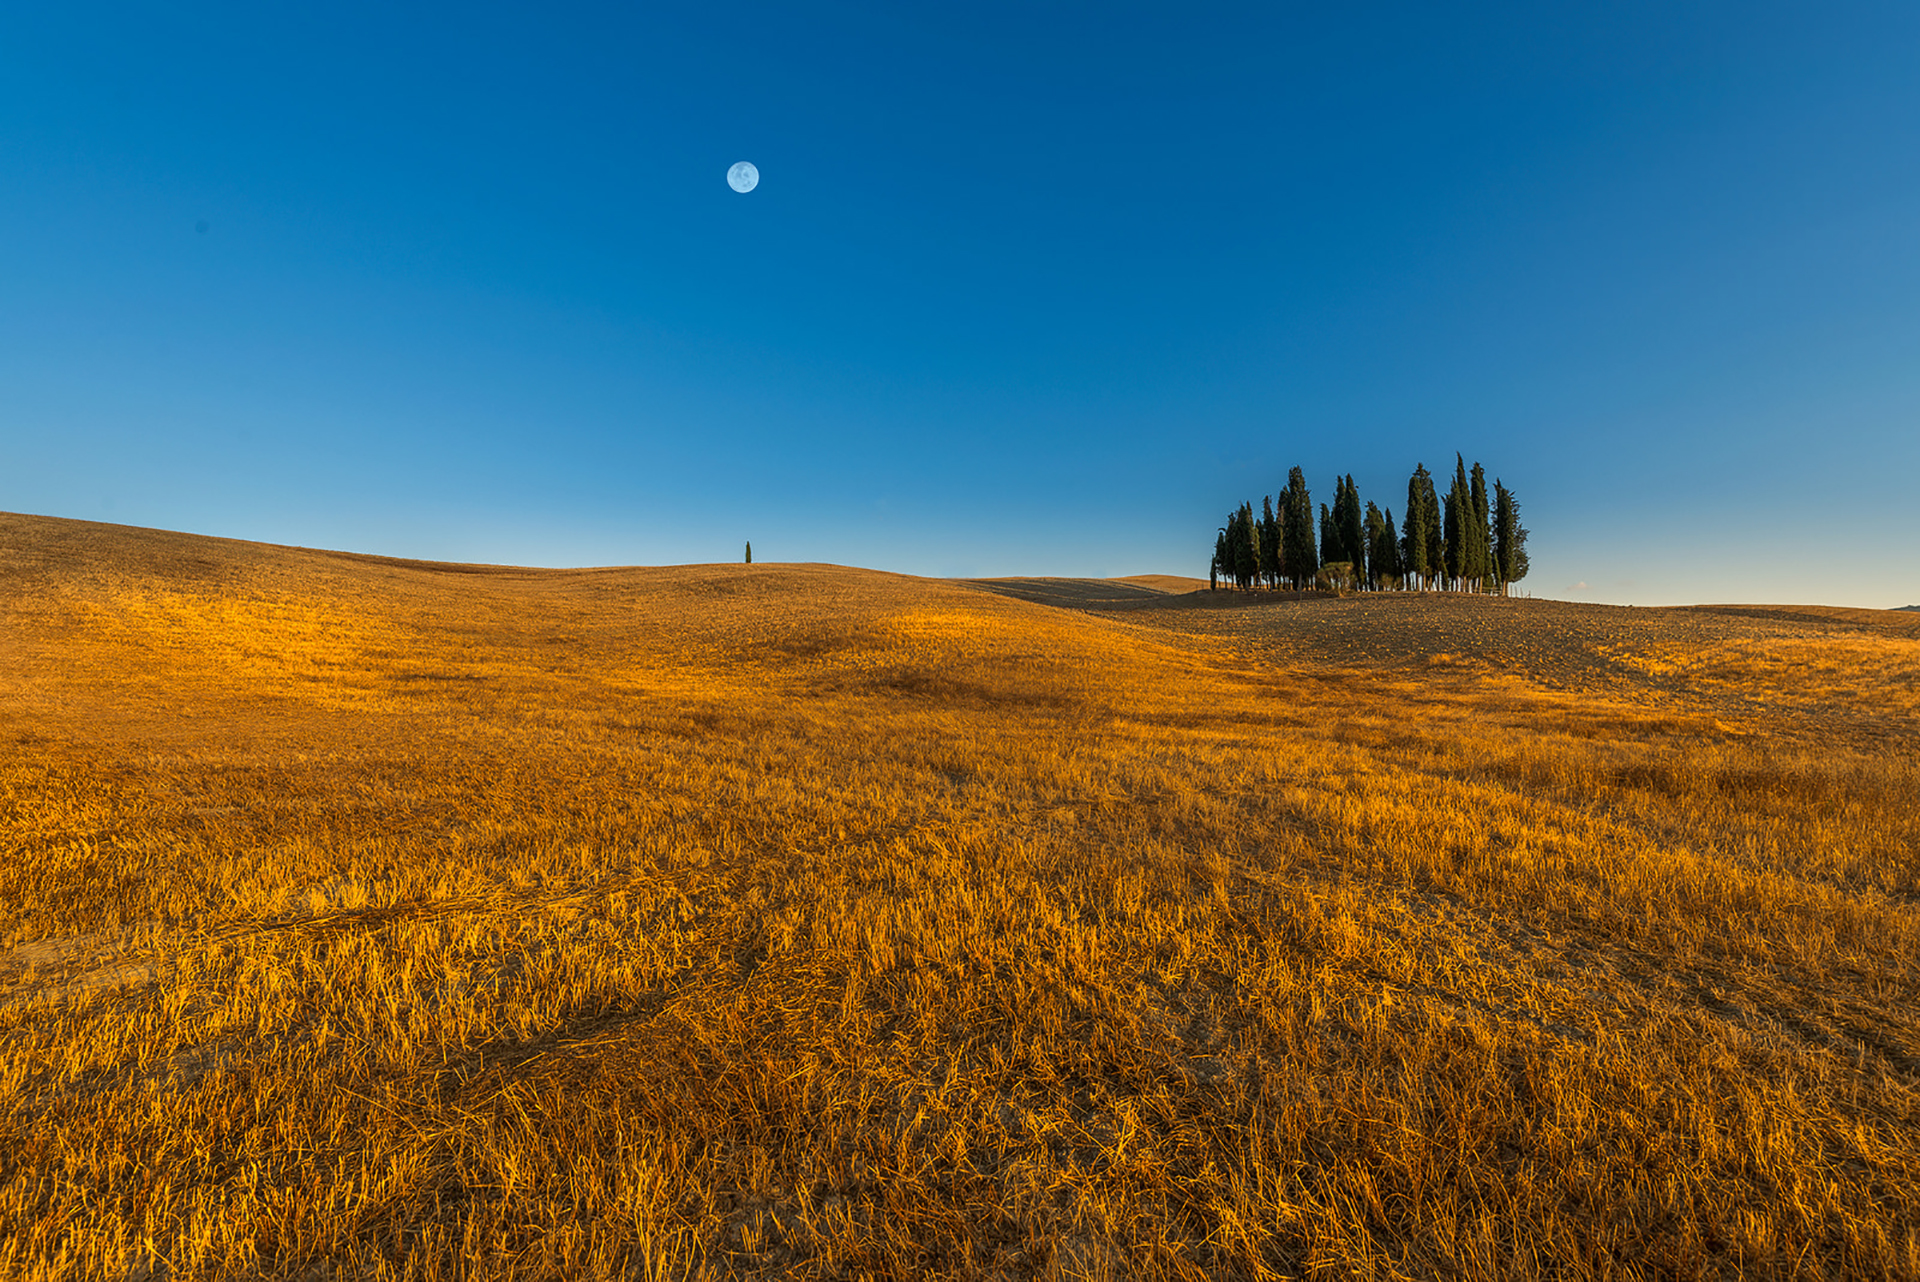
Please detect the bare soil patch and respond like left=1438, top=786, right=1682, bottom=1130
left=971, top=581, right=1920, bottom=742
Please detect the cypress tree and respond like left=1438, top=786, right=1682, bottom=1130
left=745, top=541, right=753, bottom=564
left=1319, top=503, right=1337, bottom=585
left=1235, top=501, right=1260, bottom=589
left=1362, top=501, right=1382, bottom=590
left=1367, top=501, right=1402, bottom=590
left=1260, top=495, right=1282, bottom=589
left=1338, top=474, right=1367, bottom=588
left=1444, top=454, right=1470, bottom=590
left=1469, top=461, right=1491, bottom=592
left=1223, top=512, right=1241, bottom=589
left=1388, top=505, right=1406, bottom=587
left=1421, top=472, right=1444, bottom=588
left=1283, top=467, right=1317, bottom=589
left=1492, top=480, right=1531, bottom=595
left=1212, top=527, right=1229, bottom=591
left=1403, top=466, right=1433, bottom=589
left=1327, top=479, right=1346, bottom=569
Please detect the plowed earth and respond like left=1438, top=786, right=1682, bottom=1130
left=971, top=579, right=1920, bottom=743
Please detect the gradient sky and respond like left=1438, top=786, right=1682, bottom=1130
left=4, top=3, right=1917, bottom=605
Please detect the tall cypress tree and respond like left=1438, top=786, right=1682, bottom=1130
left=745, top=541, right=753, bottom=564
left=1224, top=511, right=1241, bottom=588
left=1212, top=527, right=1228, bottom=590
left=1338, top=474, right=1367, bottom=588
left=1318, top=503, right=1337, bottom=584
left=1367, top=501, right=1403, bottom=590
left=1224, top=509, right=1238, bottom=588
left=1443, top=455, right=1470, bottom=590
left=1362, top=501, right=1383, bottom=590
left=1422, top=472, right=1445, bottom=588
left=1283, top=467, right=1316, bottom=589
left=1238, top=501, right=1261, bottom=588
left=1469, top=461, right=1492, bottom=592
left=1259, top=495, right=1282, bottom=589
left=1492, top=480, right=1530, bottom=595
left=1388, top=505, right=1406, bottom=587
left=1327, top=478, right=1346, bottom=568
left=1403, top=465, right=1432, bottom=589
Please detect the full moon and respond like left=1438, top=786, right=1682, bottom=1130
left=727, top=161, right=759, bottom=193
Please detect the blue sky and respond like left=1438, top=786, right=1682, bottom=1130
left=4, top=2, right=1917, bottom=605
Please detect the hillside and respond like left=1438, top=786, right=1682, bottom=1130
left=2, top=513, right=1917, bottom=1281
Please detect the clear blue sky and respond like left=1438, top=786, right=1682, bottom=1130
left=4, top=3, right=1917, bottom=605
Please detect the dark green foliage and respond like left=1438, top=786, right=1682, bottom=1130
left=1233, top=502, right=1259, bottom=588
left=1384, top=505, right=1405, bottom=586
left=1283, top=467, right=1317, bottom=589
left=1335, top=475, right=1367, bottom=588
left=1214, top=506, right=1261, bottom=590
left=1469, top=461, right=1492, bottom=591
left=745, top=541, right=753, bottom=565
left=1216, top=457, right=1526, bottom=595
left=1493, top=479, right=1531, bottom=593
left=1259, top=496, right=1282, bottom=589
left=1366, top=502, right=1402, bottom=589
left=1402, top=464, right=1437, bottom=588
left=1443, top=455, right=1469, bottom=589
left=1420, top=473, right=1444, bottom=587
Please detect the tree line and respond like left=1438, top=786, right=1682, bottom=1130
left=1211, top=455, right=1530, bottom=595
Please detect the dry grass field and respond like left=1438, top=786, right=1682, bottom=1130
left=2, top=511, right=1917, bottom=1281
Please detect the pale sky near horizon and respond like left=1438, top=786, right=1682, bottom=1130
left=4, top=3, right=1917, bottom=607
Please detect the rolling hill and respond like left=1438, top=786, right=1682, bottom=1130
left=2, top=512, right=1916, bottom=1281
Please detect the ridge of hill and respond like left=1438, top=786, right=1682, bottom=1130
left=2, top=512, right=1917, bottom=1279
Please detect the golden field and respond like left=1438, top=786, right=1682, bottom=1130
left=1, top=511, right=1916, bottom=1281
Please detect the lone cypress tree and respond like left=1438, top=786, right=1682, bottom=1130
left=1492, top=480, right=1530, bottom=595
left=745, top=541, right=752, bottom=564
left=1283, top=467, right=1316, bottom=589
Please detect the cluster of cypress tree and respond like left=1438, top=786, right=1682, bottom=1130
left=1211, top=455, right=1530, bottom=595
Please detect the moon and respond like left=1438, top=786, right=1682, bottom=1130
left=727, top=161, right=759, bottom=193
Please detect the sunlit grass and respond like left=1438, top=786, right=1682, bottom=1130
left=1, top=513, right=1916, bottom=1280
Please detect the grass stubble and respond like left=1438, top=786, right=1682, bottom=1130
left=0, top=512, right=1916, bottom=1280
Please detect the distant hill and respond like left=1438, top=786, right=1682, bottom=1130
left=1899, top=605, right=1920, bottom=612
